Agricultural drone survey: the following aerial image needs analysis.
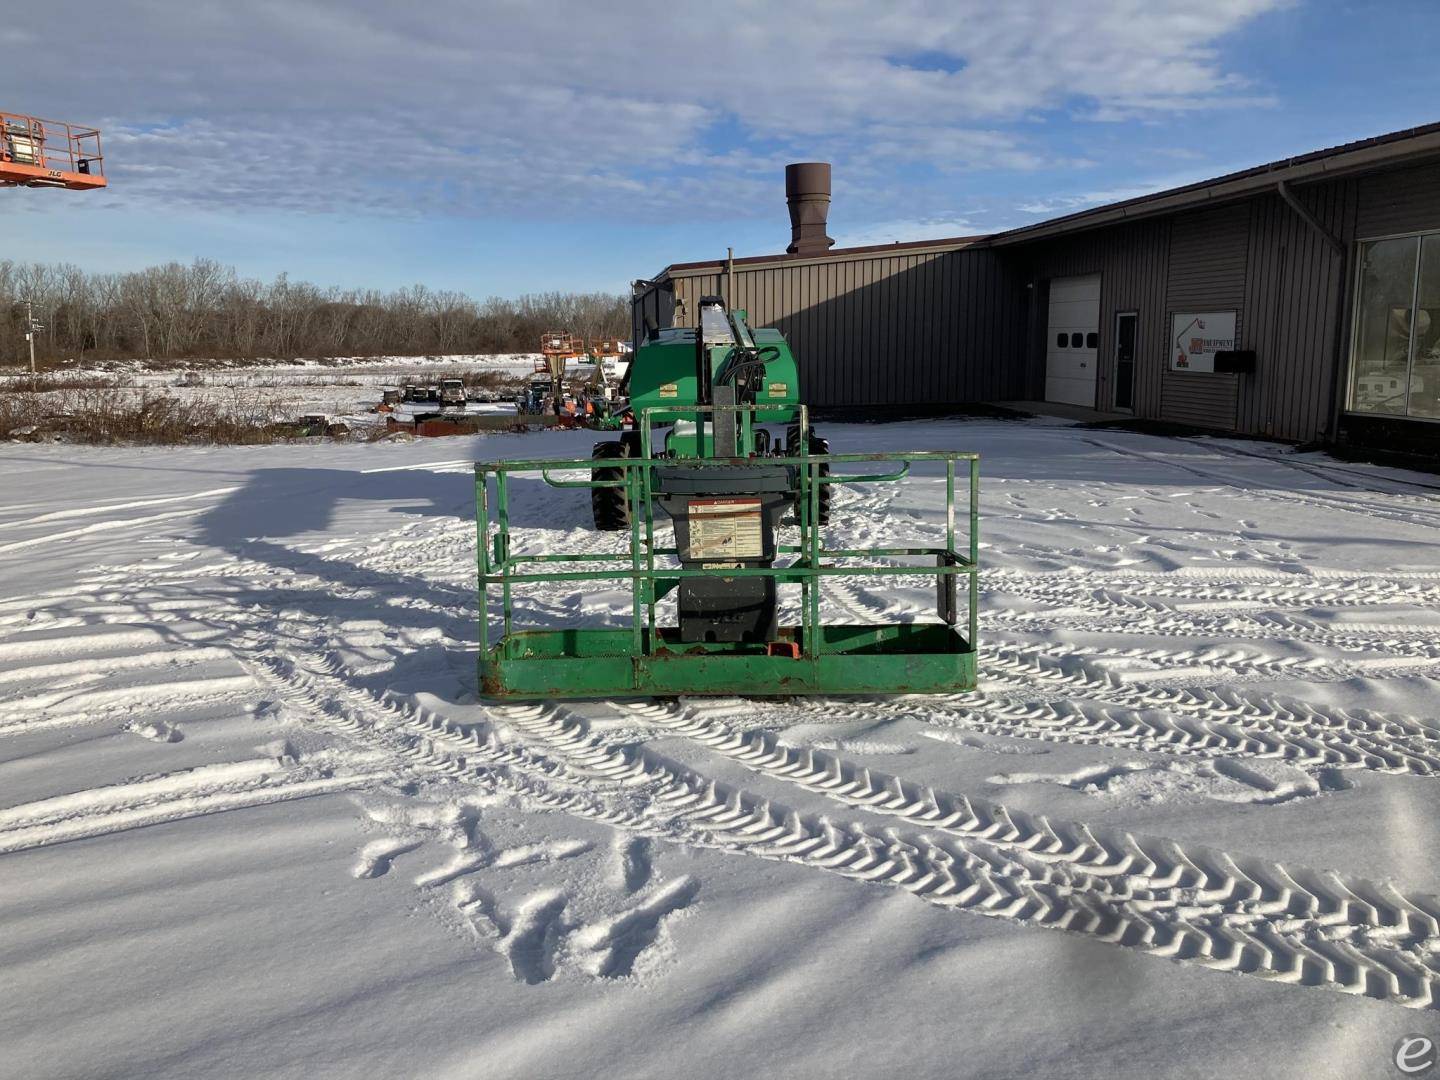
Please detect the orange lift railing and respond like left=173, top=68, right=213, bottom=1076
left=0, top=111, right=106, bottom=190
left=537, top=330, right=583, bottom=375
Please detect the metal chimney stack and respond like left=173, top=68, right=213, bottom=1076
left=785, top=162, right=834, bottom=256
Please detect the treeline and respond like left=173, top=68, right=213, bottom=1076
left=0, top=259, right=630, bottom=364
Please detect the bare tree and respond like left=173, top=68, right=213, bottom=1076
left=0, top=257, right=631, bottom=366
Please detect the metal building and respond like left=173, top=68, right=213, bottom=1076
left=633, top=122, right=1440, bottom=455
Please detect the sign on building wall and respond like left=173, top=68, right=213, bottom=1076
left=1169, top=311, right=1237, bottom=373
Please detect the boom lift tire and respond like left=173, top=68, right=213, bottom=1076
left=590, top=439, right=632, bottom=531
left=787, top=429, right=831, bottom=526
left=811, top=434, right=832, bottom=527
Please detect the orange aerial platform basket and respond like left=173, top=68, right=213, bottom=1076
left=537, top=330, right=583, bottom=373
left=0, top=111, right=106, bottom=190
left=540, top=330, right=583, bottom=358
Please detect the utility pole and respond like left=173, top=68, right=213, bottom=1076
left=19, top=298, right=44, bottom=385
left=24, top=298, right=35, bottom=376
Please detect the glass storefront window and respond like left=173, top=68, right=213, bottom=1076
left=1410, top=235, right=1440, bottom=419
left=1349, top=236, right=1419, bottom=416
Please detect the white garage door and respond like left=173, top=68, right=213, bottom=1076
left=1045, top=274, right=1100, bottom=407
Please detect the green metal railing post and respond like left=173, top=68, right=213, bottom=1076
left=628, top=460, right=645, bottom=663
left=969, top=457, right=979, bottom=652
left=642, top=458, right=657, bottom=641
left=797, top=416, right=812, bottom=657
left=804, top=406, right=821, bottom=657
left=496, top=468, right=512, bottom=652
left=945, top=459, right=955, bottom=556
left=476, top=471, right=491, bottom=658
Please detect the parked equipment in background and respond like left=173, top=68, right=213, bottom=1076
left=474, top=296, right=980, bottom=699
left=527, top=330, right=580, bottom=415
left=439, top=378, right=467, bottom=409
left=517, top=371, right=555, bottom=415
left=540, top=330, right=583, bottom=369
left=586, top=338, right=624, bottom=366
left=272, top=413, right=349, bottom=438
left=402, top=383, right=439, bottom=404
left=0, top=111, right=106, bottom=190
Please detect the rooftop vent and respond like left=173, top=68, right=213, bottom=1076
left=785, top=162, right=834, bottom=256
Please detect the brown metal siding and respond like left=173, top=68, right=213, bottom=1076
left=1158, top=204, right=1252, bottom=429
left=1159, top=377, right=1237, bottom=428
left=1012, top=176, right=1431, bottom=442
left=1013, top=219, right=1172, bottom=416
left=630, top=282, right=673, bottom=351
left=653, top=248, right=1025, bottom=408
left=1009, top=172, right=1440, bottom=442
left=1238, top=182, right=1357, bottom=441
left=635, top=154, right=1440, bottom=442
left=1356, top=161, right=1440, bottom=238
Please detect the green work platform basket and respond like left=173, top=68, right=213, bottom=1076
left=474, top=406, right=978, bottom=700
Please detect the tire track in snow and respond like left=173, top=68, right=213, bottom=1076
left=177, top=595, right=1440, bottom=1011
left=968, top=648, right=1440, bottom=777
left=817, top=566, right=1440, bottom=776
left=985, top=602, right=1440, bottom=664
left=15, top=457, right=1440, bottom=1008
left=0, top=756, right=385, bottom=854
left=1081, top=437, right=1440, bottom=534
left=987, top=569, right=1440, bottom=609
left=0, top=668, right=256, bottom=740
left=0, top=486, right=240, bottom=533
left=0, top=507, right=205, bottom=557
left=515, top=696, right=1440, bottom=1010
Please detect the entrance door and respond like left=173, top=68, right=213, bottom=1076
left=1045, top=274, right=1100, bottom=407
left=1114, top=311, right=1137, bottom=410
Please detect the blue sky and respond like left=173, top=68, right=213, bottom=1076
left=7, top=1, right=1440, bottom=298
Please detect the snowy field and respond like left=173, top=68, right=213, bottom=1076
left=1, top=354, right=550, bottom=432
left=3, top=418, right=1440, bottom=1079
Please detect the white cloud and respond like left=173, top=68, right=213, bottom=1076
left=1014, top=172, right=1228, bottom=219
left=833, top=217, right=981, bottom=248
left=13, top=0, right=1288, bottom=223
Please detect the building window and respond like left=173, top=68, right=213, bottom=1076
left=1070, top=332, right=1083, bottom=348
left=1349, top=233, right=1440, bottom=418
left=1056, top=332, right=1067, bottom=348
left=1086, top=332, right=1099, bottom=348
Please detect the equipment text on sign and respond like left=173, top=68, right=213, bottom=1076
left=1170, top=311, right=1237, bottom=373
left=686, top=499, right=763, bottom=561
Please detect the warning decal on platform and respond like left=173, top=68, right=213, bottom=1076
left=767, top=381, right=788, bottom=397
left=686, top=498, right=763, bottom=561
left=659, top=382, right=679, bottom=398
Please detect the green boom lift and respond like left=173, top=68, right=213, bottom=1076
left=474, top=296, right=978, bottom=699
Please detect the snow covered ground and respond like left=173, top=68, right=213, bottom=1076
left=2, top=354, right=547, bottom=431
left=2, top=418, right=1439, bottom=1079
left=2, top=354, right=625, bottom=432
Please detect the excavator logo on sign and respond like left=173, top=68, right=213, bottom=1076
left=1170, top=311, right=1236, bottom=373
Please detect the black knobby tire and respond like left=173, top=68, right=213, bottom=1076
left=809, top=433, right=832, bottom=527
left=591, top=440, right=631, bottom=531
left=789, top=428, right=832, bottom=527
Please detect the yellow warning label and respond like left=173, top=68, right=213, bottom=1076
left=767, top=381, right=788, bottom=397
left=687, top=498, right=763, bottom=561
left=659, top=382, right=679, bottom=398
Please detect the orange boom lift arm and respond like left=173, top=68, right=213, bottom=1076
left=0, top=111, right=106, bottom=190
